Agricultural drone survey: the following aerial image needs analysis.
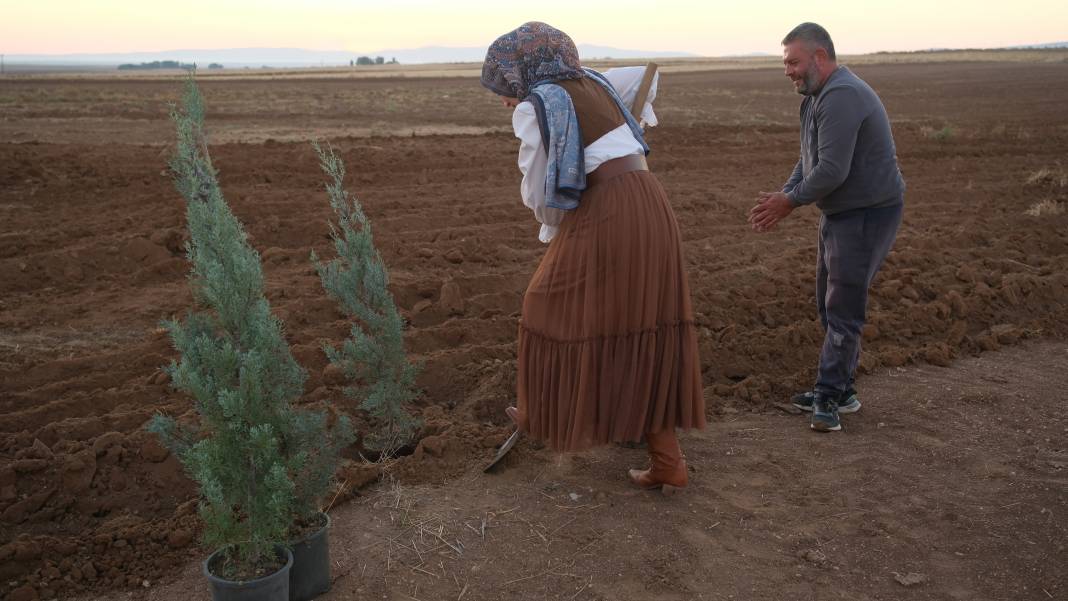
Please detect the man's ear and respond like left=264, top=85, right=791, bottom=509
left=813, top=47, right=829, bottom=67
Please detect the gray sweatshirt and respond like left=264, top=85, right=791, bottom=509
left=783, top=66, right=905, bottom=215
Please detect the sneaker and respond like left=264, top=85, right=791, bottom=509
left=810, top=392, right=842, bottom=432
left=791, top=389, right=861, bottom=414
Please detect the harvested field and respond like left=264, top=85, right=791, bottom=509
left=1, top=57, right=1066, bottom=600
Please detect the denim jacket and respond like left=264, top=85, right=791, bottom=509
left=528, top=68, right=650, bottom=211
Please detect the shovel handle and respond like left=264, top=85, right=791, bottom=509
left=630, top=62, right=659, bottom=120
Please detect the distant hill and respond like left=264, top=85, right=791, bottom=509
left=371, top=44, right=697, bottom=64
left=5, top=44, right=698, bottom=68
left=6, top=42, right=1062, bottom=69
left=9, top=48, right=362, bottom=67
left=577, top=44, right=699, bottom=60
left=1007, top=41, right=1068, bottom=49
left=914, top=41, right=1068, bottom=52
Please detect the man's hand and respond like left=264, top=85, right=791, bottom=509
left=748, top=191, right=795, bottom=232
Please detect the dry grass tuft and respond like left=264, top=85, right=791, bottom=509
left=1025, top=199, right=1066, bottom=217
left=1025, top=168, right=1068, bottom=188
left=922, top=125, right=957, bottom=141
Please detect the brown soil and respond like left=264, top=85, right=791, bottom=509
left=92, top=341, right=1068, bottom=601
left=1, top=60, right=1067, bottom=601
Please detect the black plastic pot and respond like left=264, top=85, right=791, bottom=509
left=288, top=512, right=332, bottom=601
left=203, top=545, right=293, bottom=601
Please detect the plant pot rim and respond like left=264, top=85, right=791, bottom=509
left=289, top=511, right=332, bottom=546
left=203, top=544, right=294, bottom=587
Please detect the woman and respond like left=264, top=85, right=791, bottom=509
left=482, top=22, right=705, bottom=494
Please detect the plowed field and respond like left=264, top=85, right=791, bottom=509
left=1, top=58, right=1066, bottom=600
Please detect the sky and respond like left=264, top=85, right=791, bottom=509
left=3, top=0, right=1066, bottom=56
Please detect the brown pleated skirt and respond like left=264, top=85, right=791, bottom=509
left=516, top=169, right=705, bottom=451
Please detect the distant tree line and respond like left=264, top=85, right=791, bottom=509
left=351, top=56, right=398, bottom=66
left=118, top=60, right=196, bottom=71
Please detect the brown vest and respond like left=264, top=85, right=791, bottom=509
left=556, top=78, right=627, bottom=147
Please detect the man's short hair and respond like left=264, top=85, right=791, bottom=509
left=782, top=22, right=836, bottom=61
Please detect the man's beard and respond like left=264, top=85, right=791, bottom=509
left=796, top=64, right=821, bottom=95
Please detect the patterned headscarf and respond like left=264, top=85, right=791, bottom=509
left=480, top=22, right=585, bottom=100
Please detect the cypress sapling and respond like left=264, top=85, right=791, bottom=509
left=148, top=78, right=352, bottom=577
left=311, top=143, right=420, bottom=454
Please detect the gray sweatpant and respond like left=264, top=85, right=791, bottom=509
left=814, top=202, right=903, bottom=395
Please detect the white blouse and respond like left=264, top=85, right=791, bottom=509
left=512, top=66, right=660, bottom=243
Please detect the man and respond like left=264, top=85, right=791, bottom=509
left=748, top=22, right=905, bottom=432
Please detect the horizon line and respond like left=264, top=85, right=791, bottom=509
left=3, top=40, right=1066, bottom=61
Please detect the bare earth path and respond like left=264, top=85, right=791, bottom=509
left=91, top=341, right=1067, bottom=601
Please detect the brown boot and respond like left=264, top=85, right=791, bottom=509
left=628, top=428, right=687, bottom=495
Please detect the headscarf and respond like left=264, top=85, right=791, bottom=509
left=480, top=22, right=585, bottom=99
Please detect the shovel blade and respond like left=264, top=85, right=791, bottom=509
left=483, top=429, right=521, bottom=472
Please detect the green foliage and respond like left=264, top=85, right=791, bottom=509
left=148, top=78, right=352, bottom=572
left=286, top=407, right=354, bottom=521
left=118, top=60, right=194, bottom=71
left=353, top=56, right=394, bottom=66
left=311, top=142, right=420, bottom=453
